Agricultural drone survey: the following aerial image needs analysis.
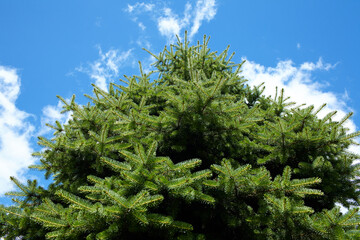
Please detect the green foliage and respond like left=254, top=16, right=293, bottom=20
left=1, top=33, right=360, bottom=239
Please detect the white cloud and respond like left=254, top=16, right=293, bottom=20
left=0, top=66, right=36, bottom=195
left=138, top=22, right=146, bottom=31
left=297, top=43, right=301, bottom=49
left=300, top=57, right=335, bottom=71
left=126, top=2, right=155, bottom=13
left=189, top=0, right=216, bottom=39
left=39, top=101, right=72, bottom=136
left=125, top=2, right=155, bottom=32
left=157, top=7, right=183, bottom=42
left=157, top=0, right=216, bottom=42
left=126, top=1, right=217, bottom=42
left=241, top=58, right=358, bottom=147
left=76, top=46, right=133, bottom=91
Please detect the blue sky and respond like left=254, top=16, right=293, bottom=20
left=0, top=0, right=360, bottom=205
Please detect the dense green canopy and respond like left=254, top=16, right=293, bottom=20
left=1, top=34, right=360, bottom=239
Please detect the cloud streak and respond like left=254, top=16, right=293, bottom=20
left=189, top=0, right=217, bottom=39
left=0, top=66, right=36, bottom=195
left=126, top=2, right=154, bottom=13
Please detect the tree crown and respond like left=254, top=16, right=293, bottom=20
left=1, top=33, right=360, bottom=240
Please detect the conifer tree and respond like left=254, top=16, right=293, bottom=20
left=1, top=33, right=360, bottom=239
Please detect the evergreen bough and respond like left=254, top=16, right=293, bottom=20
left=1, top=34, right=360, bottom=239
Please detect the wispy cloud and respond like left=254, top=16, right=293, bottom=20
left=39, top=100, right=72, bottom=136
left=157, top=6, right=186, bottom=42
left=141, top=55, right=157, bottom=74
left=158, top=0, right=216, bottom=42
left=138, top=22, right=146, bottom=30
left=300, top=57, right=336, bottom=71
left=0, top=66, right=36, bottom=195
left=126, top=0, right=217, bottom=42
left=126, top=2, right=155, bottom=13
left=241, top=58, right=357, bottom=145
left=76, top=46, right=133, bottom=91
left=189, top=0, right=217, bottom=39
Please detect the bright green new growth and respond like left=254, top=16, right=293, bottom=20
left=1, top=34, right=360, bottom=239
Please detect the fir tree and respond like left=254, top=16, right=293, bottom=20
left=1, top=33, right=360, bottom=239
